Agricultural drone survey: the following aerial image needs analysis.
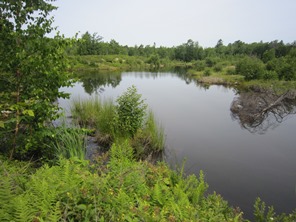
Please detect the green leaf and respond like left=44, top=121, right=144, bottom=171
left=0, top=121, right=4, bottom=128
left=23, top=109, right=35, bottom=117
left=76, top=204, right=87, bottom=210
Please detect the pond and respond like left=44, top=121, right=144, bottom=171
left=59, top=71, right=296, bottom=219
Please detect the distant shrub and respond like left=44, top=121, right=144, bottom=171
left=205, top=57, right=217, bottom=67
left=262, top=70, right=278, bottom=80
left=226, top=66, right=236, bottom=75
left=203, top=68, right=212, bottom=76
left=194, top=60, right=206, bottom=71
left=266, top=57, right=296, bottom=81
left=213, top=63, right=223, bottom=72
left=236, top=56, right=265, bottom=80
left=147, top=54, right=160, bottom=68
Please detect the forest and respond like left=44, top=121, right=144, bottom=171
left=71, top=31, right=296, bottom=83
left=1, top=0, right=296, bottom=221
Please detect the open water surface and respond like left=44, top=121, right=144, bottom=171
left=59, top=71, right=296, bottom=219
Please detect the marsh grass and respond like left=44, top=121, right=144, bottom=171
left=71, top=97, right=102, bottom=127
left=71, top=97, right=165, bottom=159
left=71, top=97, right=116, bottom=146
left=51, top=126, right=86, bottom=160
left=131, top=111, right=165, bottom=159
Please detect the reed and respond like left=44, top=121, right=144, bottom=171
left=52, top=126, right=86, bottom=160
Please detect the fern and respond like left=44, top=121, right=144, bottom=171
left=13, top=196, right=36, bottom=222
left=0, top=158, right=31, bottom=221
left=0, top=176, right=15, bottom=221
left=108, top=140, right=134, bottom=174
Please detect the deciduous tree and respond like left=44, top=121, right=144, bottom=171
left=0, top=0, right=71, bottom=159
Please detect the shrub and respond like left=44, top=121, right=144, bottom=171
left=226, top=66, right=236, bottom=75
left=236, top=56, right=265, bottom=80
left=70, top=87, right=165, bottom=158
left=115, top=85, right=147, bottom=137
left=204, top=68, right=212, bottom=76
left=213, top=63, right=223, bottom=72
left=194, top=60, right=206, bottom=71
left=262, top=70, right=278, bottom=80
left=147, top=54, right=160, bottom=68
left=205, top=57, right=217, bottom=67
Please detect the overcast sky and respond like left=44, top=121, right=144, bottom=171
left=52, top=0, right=296, bottom=48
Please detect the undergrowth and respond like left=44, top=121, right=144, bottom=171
left=1, top=142, right=295, bottom=221
left=0, top=142, right=243, bottom=221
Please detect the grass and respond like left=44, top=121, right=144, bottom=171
left=50, top=125, right=87, bottom=160
left=71, top=97, right=165, bottom=160
left=239, top=79, right=296, bottom=95
left=132, top=111, right=165, bottom=159
left=71, top=97, right=116, bottom=146
left=188, top=67, right=245, bottom=86
left=69, top=55, right=152, bottom=72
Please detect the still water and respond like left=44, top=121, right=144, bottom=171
left=59, top=71, right=296, bottom=219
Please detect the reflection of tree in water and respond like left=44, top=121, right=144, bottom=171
left=230, top=90, right=296, bottom=134
left=76, top=71, right=122, bottom=95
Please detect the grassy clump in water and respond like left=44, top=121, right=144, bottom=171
left=71, top=97, right=116, bottom=146
left=50, top=125, right=87, bottom=161
left=71, top=87, right=165, bottom=159
left=132, top=111, right=165, bottom=159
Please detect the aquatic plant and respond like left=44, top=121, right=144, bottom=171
left=71, top=87, right=165, bottom=159
left=50, top=125, right=87, bottom=160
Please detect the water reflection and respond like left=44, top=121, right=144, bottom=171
left=75, top=70, right=122, bottom=95
left=76, top=70, right=296, bottom=135
left=230, top=90, right=296, bottom=134
left=75, top=69, right=203, bottom=95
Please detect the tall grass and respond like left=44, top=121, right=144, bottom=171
left=71, top=97, right=116, bottom=146
left=71, top=97, right=165, bottom=160
left=143, top=111, right=165, bottom=152
left=131, top=111, right=165, bottom=159
left=51, top=126, right=86, bottom=160
left=71, top=97, right=102, bottom=127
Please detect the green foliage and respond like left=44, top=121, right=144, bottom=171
left=132, top=111, right=165, bottom=159
left=226, top=66, right=236, bottom=75
left=213, top=63, right=223, bottom=72
left=236, top=56, right=265, bottom=80
left=147, top=54, right=161, bottom=68
left=193, top=60, right=206, bottom=71
left=2, top=146, right=296, bottom=221
left=71, top=89, right=165, bottom=158
left=115, top=85, right=148, bottom=138
left=253, top=198, right=296, bottom=222
left=71, top=97, right=116, bottom=146
left=0, top=143, right=246, bottom=221
left=204, top=68, right=212, bottom=76
left=266, top=57, right=296, bottom=81
left=205, top=57, right=218, bottom=67
left=262, top=70, right=278, bottom=80
left=50, top=125, right=87, bottom=161
left=262, top=49, right=276, bottom=63
left=0, top=0, right=72, bottom=159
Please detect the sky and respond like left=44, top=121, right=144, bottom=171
left=51, top=0, right=296, bottom=48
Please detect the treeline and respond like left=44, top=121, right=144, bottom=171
left=70, top=32, right=296, bottom=81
